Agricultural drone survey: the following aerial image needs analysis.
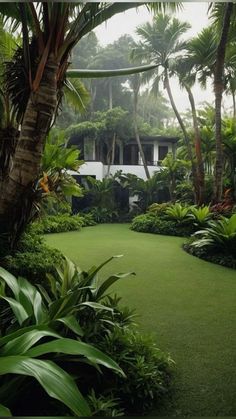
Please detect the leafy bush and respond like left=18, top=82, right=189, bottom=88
left=165, top=203, right=191, bottom=223
left=188, top=205, right=212, bottom=227
left=33, top=214, right=84, bottom=234
left=95, top=327, right=174, bottom=414
left=131, top=213, right=194, bottom=237
left=2, top=230, right=64, bottom=284
left=0, top=267, right=124, bottom=417
left=87, top=390, right=124, bottom=417
left=147, top=202, right=171, bottom=216
left=88, top=207, right=118, bottom=223
left=184, top=241, right=236, bottom=269
left=188, top=214, right=236, bottom=256
left=175, top=181, right=194, bottom=204
left=0, top=256, right=174, bottom=416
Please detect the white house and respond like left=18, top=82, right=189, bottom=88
left=68, top=134, right=178, bottom=180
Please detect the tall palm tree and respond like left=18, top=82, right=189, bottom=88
left=173, top=57, right=205, bottom=204
left=189, top=4, right=235, bottom=202
left=0, top=2, right=171, bottom=247
left=132, top=14, right=201, bottom=201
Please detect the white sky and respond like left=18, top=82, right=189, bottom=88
left=94, top=2, right=232, bottom=114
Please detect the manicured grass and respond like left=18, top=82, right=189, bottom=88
left=46, top=224, right=236, bottom=416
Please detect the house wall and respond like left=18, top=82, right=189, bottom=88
left=76, top=161, right=104, bottom=180
left=104, top=164, right=161, bottom=179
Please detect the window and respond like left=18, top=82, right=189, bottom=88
left=158, top=145, right=169, bottom=161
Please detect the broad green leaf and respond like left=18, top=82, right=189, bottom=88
left=0, top=403, right=11, bottom=416
left=79, top=302, right=113, bottom=312
left=85, top=255, right=124, bottom=286
left=1, top=329, right=61, bottom=356
left=56, top=315, right=84, bottom=336
left=25, top=338, right=125, bottom=377
left=66, top=64, right=158, bottom=79
left=49, top=291, right=79, bottom=320
left=0, top=325, right=52, bottom=347
left=0, top=356, right=91, bottom=416
left=1, top=296, right=28, bottom=326
left=96, top=272, right=136, bottom=300
left=17, top=277, right=46, bottom=324
left=0, top=267, right=19, bottom=299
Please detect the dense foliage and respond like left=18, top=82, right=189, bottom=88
left=0, top=255, right=174, bottom=416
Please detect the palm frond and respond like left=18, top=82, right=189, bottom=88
left=64, top=78, right=90, bottom=112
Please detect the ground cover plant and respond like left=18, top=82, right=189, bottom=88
left=46, top=224, right=236, bottom=416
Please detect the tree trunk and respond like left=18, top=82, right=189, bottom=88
left=106, top=133, right=116, bottom=176
left=0, top=55, right=58, bottom=249
left=232, top=90, right=236, bottom=119
left=164, top=70, right=199, bottom=203
left=185, top=84, right=205, bottom=205
left=108, top=80, right=113, bottom=110
left=213, top=2, right=233, bottom=203
left=133, top=78, right=150, bottom=179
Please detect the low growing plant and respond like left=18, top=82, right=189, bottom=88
left=189, top=213, right=236, bottom=256
left=165, top=203, right=191, bottom=223
left=188, top=205, right=212, bottom=227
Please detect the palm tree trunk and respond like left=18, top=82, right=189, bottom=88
left=0, top=55, right=58, bottom=248
left=185, top=84, right=205, bottom=204
left=164, top=70, right=199, bottom=203
left=232, top=90, right=236, bottom=119
left=133, top=79, right=150, bottom=179
left=108, top=80, right=113, bottom=110
left=213, top=2, right=233, bottom=203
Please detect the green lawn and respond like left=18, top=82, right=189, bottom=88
left=46, top=224, right=236, bottom=416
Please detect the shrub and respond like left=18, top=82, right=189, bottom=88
left=33, top=214, right=84, bottom=234
left=95, top=327, right=174, bottom=414
left=165, top=203, right=191, bottom=223
left=131, top=214, right=194, bottom=237
left=88, top=207, right=118, bottom=223
left=147, top=202, right=171, bottom=216
left=0, top=267, right=124, bottom=417
left=188, top=214, right=236, bottom=256
left=188, top=205, right=212, bottom=227
left=2, top=230, right=64, bottom=284
left=0, top=256, right=174, bottom=416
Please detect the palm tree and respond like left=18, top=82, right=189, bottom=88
left=0, top=2, right=171, bottom=248
left=189, top=4, right=235, bottom=202
left=132, top=14, right=201, bottom=202
left=173, top=57, right=205, bottom=204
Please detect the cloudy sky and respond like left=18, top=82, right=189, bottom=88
left=94, top=2, right=232, bottom=113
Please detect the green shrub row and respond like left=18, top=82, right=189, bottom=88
left=131, top=213, right=195, bottom=237
left=33, top=213, right=96, bottom=234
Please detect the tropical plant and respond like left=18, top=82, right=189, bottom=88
left=191, top=213, right=236, bottom=256
left=132, top=14, right=203, bottom=202
left=188, top=205, right=212, bottom=227
left=0, top=266, right=125, bottom=416
left=165, top=203, right=191, bottom=223
left=0, top=2, right=162, bottom=250
left=161, top=153, right=191, bottom=201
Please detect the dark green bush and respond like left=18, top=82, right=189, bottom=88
left=95, top=327, right=174, bottom=414
left=183, top=242, right=236, bottom=269
left=131, top=213, right=195, bottom=237
left=33, top=214, right=84, bottom=234
left=2, top=230, right=64, bottom=284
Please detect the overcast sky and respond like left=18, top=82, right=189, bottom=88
left=94, top=2, right=232, bottom=114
